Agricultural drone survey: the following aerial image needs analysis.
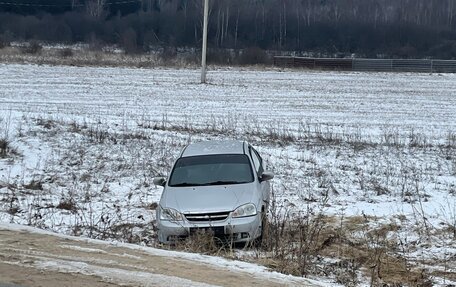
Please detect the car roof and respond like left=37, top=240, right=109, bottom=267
left=181, top=140, right=247, bottom=157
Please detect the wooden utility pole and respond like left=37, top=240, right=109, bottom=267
left=201, top=0, right=209, bottom=83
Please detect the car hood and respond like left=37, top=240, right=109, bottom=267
left=161, top=183, right=255, bottom=214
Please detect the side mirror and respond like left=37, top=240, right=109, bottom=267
left=260, top=171, right=274, bottom=182
left=153, top=177, right=167, bottom=187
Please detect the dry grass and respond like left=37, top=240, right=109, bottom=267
left=0, top=45, right=199, bottom=68
left=0, top=138, right=10, bottom=158
left=0, top=113, right=17, bottom=159
left=173, top=229, right=231, bottom=256
left=252, top=212, right=434, bottom=286
left=55, top=198, right=78, bottom=212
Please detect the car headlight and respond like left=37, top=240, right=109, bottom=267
left=232, top=203, right=257, bottom=218
left=159, top=207, right=184, bottom=221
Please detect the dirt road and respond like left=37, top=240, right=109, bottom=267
left=0, top=225, right=320, bottom=287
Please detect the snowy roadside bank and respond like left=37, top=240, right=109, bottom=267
left=0, top=223, right=326, bottom=287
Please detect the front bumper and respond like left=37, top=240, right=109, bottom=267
left=157, top=214, right=262, bottom=244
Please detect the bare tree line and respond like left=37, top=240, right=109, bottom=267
left=0, top=0, right=456, bottom=58
left=2, top=0, right=455, bottom=28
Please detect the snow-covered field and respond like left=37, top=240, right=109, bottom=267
left=0, top=63, right=455, bottom=285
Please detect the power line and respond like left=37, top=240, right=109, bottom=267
left=0, top=0, right=141, bottom=7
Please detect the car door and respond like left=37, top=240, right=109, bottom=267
left=249, top=146, right=270, bottom=210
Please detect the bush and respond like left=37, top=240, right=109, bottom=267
left=59, top=48, right=74, bottom=58
left=87, top=33, right=103, bottom=51
left=428, top=40, right=456, bottom=59
left=0, top=137, right=16, bottom=158
left=207, top=49, right=233, bottom=65
left=120, top=28, right=138, bottom=54
left=237, top=47, right=270, bottom=65
left=0, top=138, right=9, bottom=157
left=0, top=37, right=9, bottom=49
left=159, top=46, right=177, bottom=64
left=21, top=41, right=43, bottom=54
left=56, top=198, right=77, bottom=212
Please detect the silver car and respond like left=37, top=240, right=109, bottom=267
left=154, top=140, right=274, bottom=244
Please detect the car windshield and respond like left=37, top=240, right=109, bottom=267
left=168, top=154, right=254, bottom=187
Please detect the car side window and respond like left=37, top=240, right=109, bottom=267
left=249, top=147, right=264, bottom=176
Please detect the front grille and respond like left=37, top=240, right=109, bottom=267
left=184, top=211, right=230, bottom=222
